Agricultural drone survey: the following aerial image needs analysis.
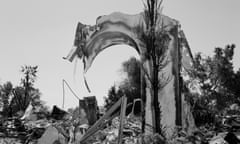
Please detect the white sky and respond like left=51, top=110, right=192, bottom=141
left=0, top=0, right=239, bottom=110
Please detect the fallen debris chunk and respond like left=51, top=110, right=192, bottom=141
left=37, top=126, right=68, bottom=144
left=224, top=132, right=240, bottom=144
left=51, top=105, right=68, bottom=120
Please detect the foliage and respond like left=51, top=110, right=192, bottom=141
left=120, top=57, right=142, bottom=102
left=20, top=65, right=38, bottom=88
left=0, top=65, right=46, bottom=118
left=104, top=44, right=240, bottom=130
left=104, top=85, right=123, bottom=110
left=0, top=82, right=13, bottom=116
left=10, top=66, right=42, bottom=115
left=187, top=44, right=240, bottom=126
left=10, top=87, right=43, bottom=116
left=104, top=57, right=145, bottom=111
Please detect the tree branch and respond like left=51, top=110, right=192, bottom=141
left=139, top=62, right=153, bottom=88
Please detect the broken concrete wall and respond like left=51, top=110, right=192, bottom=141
left=37, top=126, right=67, bottom=144
left=65, top=11, right=196, bottom=137
left=79, top=96, right=98, bottom=126
left=84, top=96, right=98, bottom=125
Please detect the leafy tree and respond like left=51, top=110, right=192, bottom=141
left=20, top=65, right=38, bottom=107
left=10, top=66, right=42, bottom=115
left=104, top=57, right=145, bottom=111
left=104, top=85, right=123, bottom=110
left=0, top=81, right=13, bottom=116
left=10, top=87, right=43, bottom=116
left=0, top=65, right=45, bottom=117
left=174, top=44, right=240, bottom=127
left=187, top=44, right=239, bottom=126
left=119, top=57, right=142, bottom=103
left=104, top=44, right=239, bottom=128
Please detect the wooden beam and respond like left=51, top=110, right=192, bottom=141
left=118, top=96, right=127, bottom=144
left=80, top=97, right=123, bottom=143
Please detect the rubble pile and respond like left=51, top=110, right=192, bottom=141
left=167, top=108, right=240, bottom=144
left=84, top=116, right=142, bottom=144
left=0, top=105, right=77, bottom=143
left=0, top=117, right=27, bottom=142
left=2, top=102, right=240, bottom=144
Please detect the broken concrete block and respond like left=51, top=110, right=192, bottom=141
left=37, top=126, right=67, bottom=144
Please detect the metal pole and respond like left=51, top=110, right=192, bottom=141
left=62, top=79, right=65, bottom=109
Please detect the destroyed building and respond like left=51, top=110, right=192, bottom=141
left=65, top=10, right=196, bottom=137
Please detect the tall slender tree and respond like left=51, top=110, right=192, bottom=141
left=142, top=0, right=171, bottom=134
left=21, top=65, right=38, bottom=108
left=190, top=44, right=238, bottom=111
left=9, top=65, right=42, bottom=115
